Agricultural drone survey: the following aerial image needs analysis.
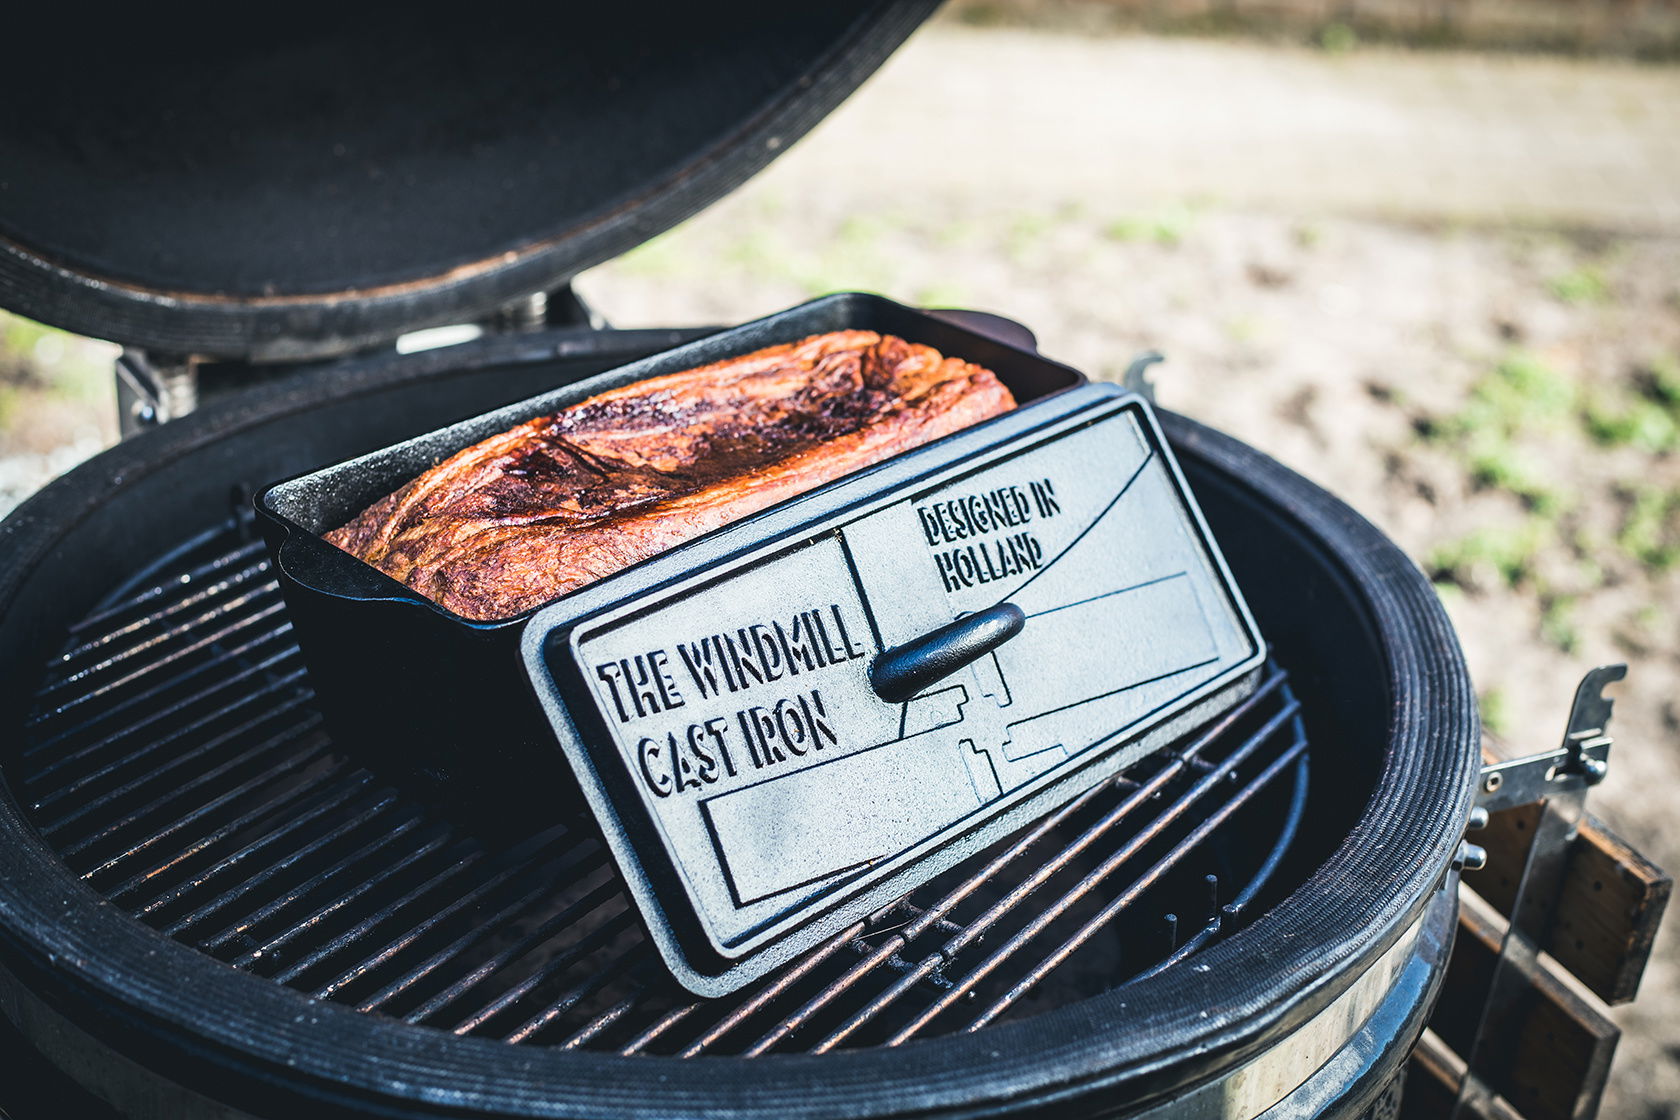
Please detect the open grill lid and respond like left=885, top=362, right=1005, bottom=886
left=0, top=5, right=935, bottom=361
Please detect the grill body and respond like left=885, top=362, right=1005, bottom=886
left=0, top=328, right=1479, bottom=1117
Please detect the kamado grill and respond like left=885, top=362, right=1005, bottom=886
left=0, top=7, right=1661, bottom=1120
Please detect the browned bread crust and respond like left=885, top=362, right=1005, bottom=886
left=326, top=330, right=1016, bottom=621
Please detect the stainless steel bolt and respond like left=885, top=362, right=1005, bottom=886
left=1453, top=842, right=1489, bottom=872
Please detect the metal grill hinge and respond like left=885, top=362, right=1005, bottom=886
left=116, top=350, right=200, bottom=435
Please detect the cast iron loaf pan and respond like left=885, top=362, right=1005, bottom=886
left=256, top=293, right=1086, bottom=826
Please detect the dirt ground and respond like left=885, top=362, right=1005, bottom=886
left=1, top=21, right=1677, bottom=1118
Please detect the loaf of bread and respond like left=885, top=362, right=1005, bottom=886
left=325, top=330, right=1016, bottom=621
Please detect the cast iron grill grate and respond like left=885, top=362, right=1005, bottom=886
left=12, top=517, right=1310, bottom=1055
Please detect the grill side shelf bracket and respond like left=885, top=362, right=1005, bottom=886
left=1416, top=662, right=1670, bottom=1120
left=1473, top=664, right=1622, bottom=818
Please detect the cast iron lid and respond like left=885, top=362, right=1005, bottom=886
left=518, top=382, right=1267, bottom=995
left=0, top=5, right=935, bottom=361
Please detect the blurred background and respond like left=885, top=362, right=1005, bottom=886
left=2, top=1, right=1676, bottom=1114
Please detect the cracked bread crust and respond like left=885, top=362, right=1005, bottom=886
left=326, top=330, right=1016, bottom=621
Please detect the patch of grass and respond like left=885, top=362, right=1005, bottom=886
left=614, top=230, right=697, bottom=279
left=935, top=218, right=983, bottom=250
left=1644, top=354, right=1680, bottom=408
left=834, top=214, right=892, bottom=252
left=1007, top=211, right=1056, bottom=262
left=1437, top=351, right=1576, bottom=439
left=1617, top=486, right=1680, bottom=571
left=1224, top=316, right=1264, bottom=345
left=1583, top=393, right=1679, bottom=454
left=1103, top=203, right=1197, bottom=248
left=1539, top=594, right=1581, bottom=653
left=1423, top=351, right=1580, bottom=513
left=720, top=229, right=790, bottom=274
left=1547, top=265, right=1611, bottom=306
left=0, top=311, right=115, bottom=429
left=0, top=313, right=59, bottom=367
left=1463, top=433, right=1565, bottom=512
left=1485, top=351, right=1577, bottom=423
left=1479, top=688, right=1509, bottom=736
left=913, top=283, right=972, bottom=310
left=1317, top=21, right=1359, bottom=53
left=1580, top=354, right=1680, bottom=454
left=1428, top=522, right=1548, bottom=590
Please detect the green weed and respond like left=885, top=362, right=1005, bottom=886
left=1646, top=354, right=1680, bottom=407
left=1539, top=594, right=1580, bottom=653
left=1318, top=21, right=1359, bottom=53
left=1007, top=211, right=1056, bottom=262
left=1583, top=393, right=1679, bottom=454
left=1617, top=486, right=1680, bottom=570
left=1428, top=352, right=1579, bottom=511
left=1103, top=203, right=1196, bottom=248
left=1428, top=522, right=1547, bottom=590
left=913, top=283, right=972, bottom=310
left=1479, top=688, right=1509, bottom=736
left=615, top=230, right=695, bottom=278
left=1547, top=265, right=1610, bottom=306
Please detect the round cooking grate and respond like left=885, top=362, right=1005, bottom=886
left=13, top=517, right=1309, bottom=1055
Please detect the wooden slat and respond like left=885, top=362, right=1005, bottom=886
left=1426, top=888, right=1619, bottom=1120
left=1554, top=816, right=1669, bottom=1004
left=1405, top=1029, right=1529, bottom=1120
left=1467, top=807, right=1671, bottom=1005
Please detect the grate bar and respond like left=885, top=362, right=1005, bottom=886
left=34, top=668, right=310, bottom=813
left=84, top=734, right=335, bottom=885
left=559, top=989, right=645, bottom=1051
left=162, top=792, right=406, bottom=938
left=115, top=767, right=370, bottom=909
left=23, top=625, right=298, bottom=760
left=966, top=737, right=1310, bottom=1031
left=28, top=603, right=290, bottom=728
left=669, top=916, right=870, bottom=1058
left=232, top=829, right=459, bottom=972
left=309, top=828, right=571, bottom=1001
left=55, top=559, right=272, bottom=670
left=202, top=811, right=431, bottom=953
left=354, top=845, right=608, bottom=1015
left=38, top=586, right=283, bottom=702
left=882, top=709, right=1303, bottom=1047
left=25, top=645, right=302, bottom=785
left=269, top=840, right=487, bottom=985
left=66, top=540, right=268, bottom=638
left=403, top=875, right=621, bottom=1026
left=446, top=906, right=636, bottom=1035
left=504, top=946, right=653, bottom=1044
left=48, top=699, right=320, bottom=850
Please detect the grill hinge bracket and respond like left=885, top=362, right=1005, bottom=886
left=116, top=350, right=200, bottom=436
